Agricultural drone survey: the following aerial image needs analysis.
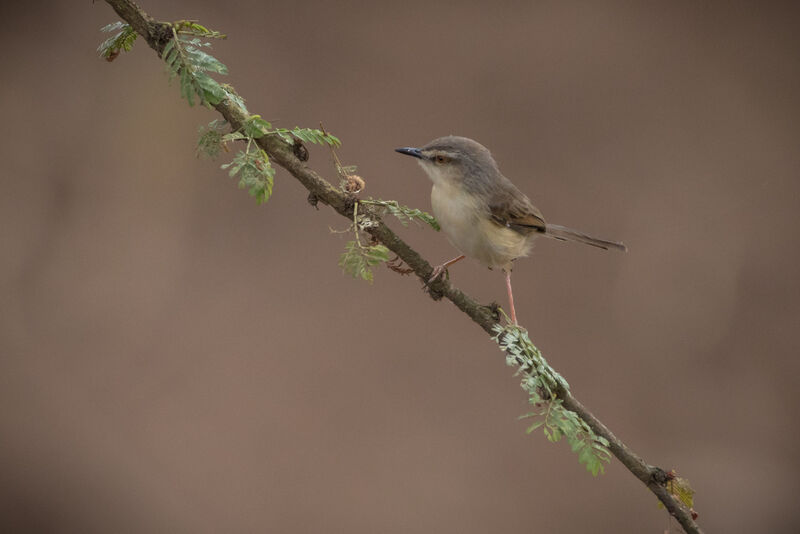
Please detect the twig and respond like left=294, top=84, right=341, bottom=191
left=101, top=2, right=703, bottom=532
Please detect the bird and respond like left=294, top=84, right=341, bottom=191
left=395, top=136, right=626, bottom=324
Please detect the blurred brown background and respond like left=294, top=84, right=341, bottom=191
left=2, top=1, right=799, bottom=532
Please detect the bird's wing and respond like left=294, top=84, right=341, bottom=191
left=488, top=188, right=546, bottom=235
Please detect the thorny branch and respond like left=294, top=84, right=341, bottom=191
left=103, top=1, right=703, bottom=532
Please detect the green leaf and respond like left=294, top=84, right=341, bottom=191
left=222, top=85, right=247, bottom=112
left=197, top=121, right=225, bottom=159
left=360, top=199, right=440, bottom=231
left=162, top=39, right=176, bottom=62
left=221, top=132, right=248, bottom=143
left=185, top=46, right=228, bottom=74
left=363, top=244, right=390, bottom=264
left=275, top=130, right=295, bottom=144
left=100, top=21, right=125, bottom=33
left=173, top=20, right=226, bottom=39
left=665, top=475, right=695, bottom=509
left=97, top=22, right=137, bottom=59
left=493, top=323, right=611, bottom=475
left=338, top=241, right=389, bottom=283
left=160, top=29, right=228, bottom=108
left=525, top=421, right=544, bottom=434
left=195, top=71, right=226, bottom=106
left=179, top=68, right=194, bottom=105
left=284, top=127, right=341, bottom=147
left=221, top=147, right=274, bottom=204
left=242, top=116, right=272, bottom=138
left=339, top=241, right=369, bottom=282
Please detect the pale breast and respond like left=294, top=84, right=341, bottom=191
left=431, top=183, right=533, bottom=269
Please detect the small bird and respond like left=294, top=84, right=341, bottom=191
left=396, top=136, right=626, bottom=324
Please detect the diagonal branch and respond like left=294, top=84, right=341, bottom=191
left=102, top=1, right=703, bottom=532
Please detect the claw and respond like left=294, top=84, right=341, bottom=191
left=426, top=255, right=465, bottom=286
left=428, top=264, right=448, bottom=284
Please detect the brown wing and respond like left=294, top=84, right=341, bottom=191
left=488, top=190, right=546, bottom=236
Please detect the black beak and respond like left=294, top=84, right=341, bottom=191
left=395, top=147, right=423, bottom=159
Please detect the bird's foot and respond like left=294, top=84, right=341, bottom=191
left=427, top=264, right=449, bottom=285
left=425, top=255, right=465, bottom=288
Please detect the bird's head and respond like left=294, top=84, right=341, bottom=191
left=395, top=136, right=500, bottom=190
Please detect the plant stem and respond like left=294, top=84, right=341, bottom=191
left=101, top=2, right=703, bottom=532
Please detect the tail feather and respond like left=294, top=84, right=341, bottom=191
left=544, top=224, right=627, bottom=252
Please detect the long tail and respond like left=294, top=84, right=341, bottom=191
left=544, top=224, right=627, bottom=252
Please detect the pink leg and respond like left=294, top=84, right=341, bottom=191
left=428, top=255, right=466, bottom=284
left=505, top=269, right=518, bottom=324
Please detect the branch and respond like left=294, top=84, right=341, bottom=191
left=101, top=2, right=703, bottom=532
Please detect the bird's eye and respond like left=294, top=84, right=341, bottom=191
left=434, top=155, right=448, bottom=164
